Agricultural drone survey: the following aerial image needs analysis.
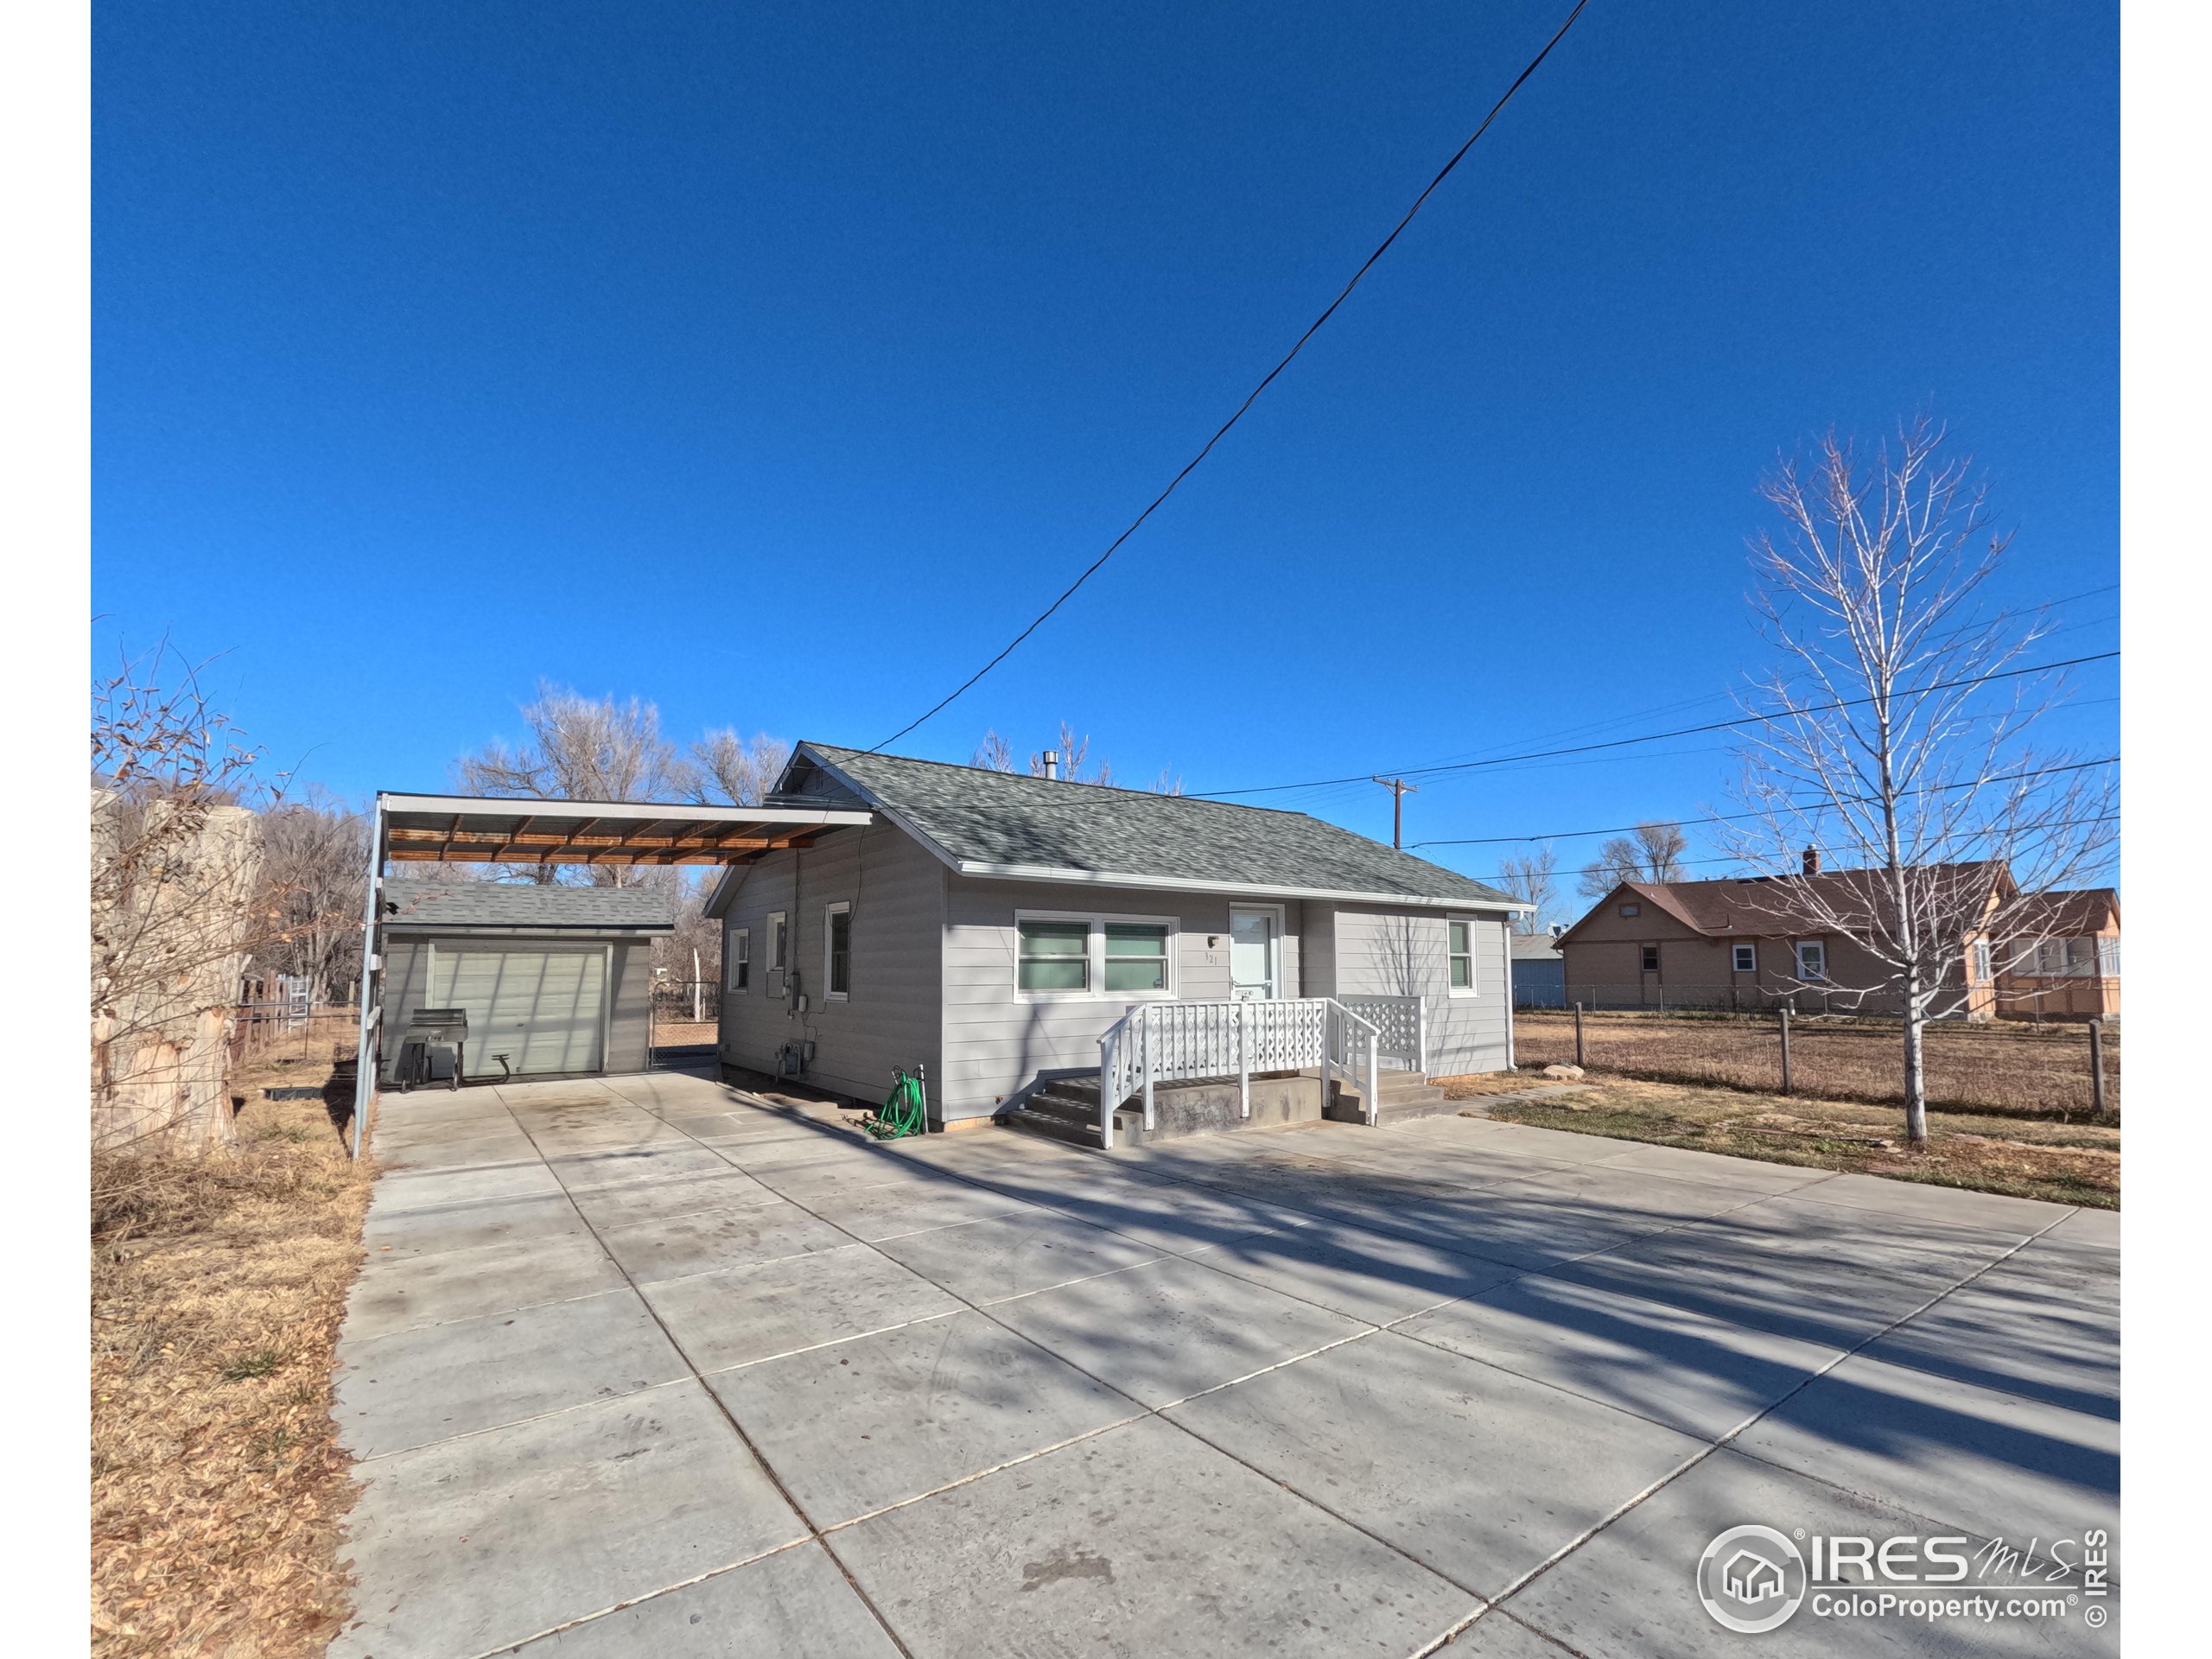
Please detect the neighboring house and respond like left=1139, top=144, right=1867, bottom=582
left=1994, top=887, right=2121, bottom=1020
left=375, top=880, right=675, bottom=1082
left=705, top=742, right=1528, bottom=1127
left=1510, top=930, right=1566, bottom=1007
left=1554, top=857, right=2016, bottom=1017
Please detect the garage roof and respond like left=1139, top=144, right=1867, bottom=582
left=380, top=879, right=677, bottom=932
left=378, top=791, right=874, bottom=868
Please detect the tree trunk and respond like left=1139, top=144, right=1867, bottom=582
left=1901, top=1003, right=1929, bottom=1149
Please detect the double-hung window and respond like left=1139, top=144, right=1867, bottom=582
left=1103, top=924, right=1169, bottom=993
left=824, top=903, right=852, bottom=999
left=728, top=927, right=751, bottom=993
left=1732, top=943, right=1757, bottom=974
left=2097, top=938, right=2121, bottom=977
left=1640, top=944, right=1661, bottom=973
left=1447, top=919, right=1477, bottom=993
left=1795, top=939, right=1827, bottom=982
left=1018, top=919, right=1090, bottom=992
left=1971, top=940, right=1991, bottom=982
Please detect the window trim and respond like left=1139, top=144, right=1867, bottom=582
left=766, top=911, right=788, bottom=974
left=1014, top=909, right=1179, bottom=1001
left=1639, top=943, right=1662, bottom=975
left=823, top=901, right=851, bottom=1001
left=1970, top=939, right=1991, bottom=983
left=1795, top=938, right=1827, bottom=982
left=728, top=926, right=751, bottom=994
left=1446, top=915, right=1479, bottom=997
left=1619, top=902, right=1641, bottom=918
left=1732, top=942, right=1757, bottom=974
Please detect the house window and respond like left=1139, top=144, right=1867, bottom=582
left=824, top=903, right=851, bottom=999
left=1795, top=939, right=1827, bottom=982
left=767, top=912, right=788, bottom=973
left=1448, top=919, right=1476, bottom=992
left=1640, top=944, right=1660, bottom=974
left=1732, top=943, right=1757, bottom=974
left=728, top=928, right=750, bottom=993
left=2097, top=938, right=2121, bottom=977
left=1971, top=940, right=1991, bottom=982
left=1018, top=919, right=1090, bottom=992
left=1103, top=924, right=1169, bottom=993
left=1619, top=903, right=1641, bottom=918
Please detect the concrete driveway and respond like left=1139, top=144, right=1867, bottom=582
left=334, top=1068, right=2119, bottom=1658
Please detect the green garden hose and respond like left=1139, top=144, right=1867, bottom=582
left=868, top=1067, right=928, bottom=1140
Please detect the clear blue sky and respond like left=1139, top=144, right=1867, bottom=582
left=93, top=1, right=2118, bottom=893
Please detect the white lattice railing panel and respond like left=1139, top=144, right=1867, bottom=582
left=1338, top=995, right=1423, bottom=1071
left=1096, top=998, right=1382, bottom=1147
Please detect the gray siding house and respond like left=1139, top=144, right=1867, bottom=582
left=707, top=744, right=1527, bottom=1128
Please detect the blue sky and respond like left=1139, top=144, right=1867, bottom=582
left=93, top=1, right=2118, bottom=895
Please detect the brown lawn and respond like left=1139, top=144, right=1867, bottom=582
left=1439, top=1073, right=2119, bottom=1209
left=1512, top=1008, right=2118, bottom=1119
left=92, top=1033, right=373, bottom=1657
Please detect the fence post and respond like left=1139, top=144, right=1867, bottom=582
left=1573, top=1001, right=1586, bottom=1068
left=2088, top=1018, right=2107, bottom=1118
left=1142, top=1007, right=1155, bottom=1134
left=1238, top=1001, right=1250, bottom=1119
left=1778, top=1005, right=1793, bottom=1095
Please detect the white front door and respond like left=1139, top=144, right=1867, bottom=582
left=1229, top=906, right=1279, bottom=1001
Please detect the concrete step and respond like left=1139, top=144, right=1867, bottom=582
left=995, top=1098, right=1145, bottom=1151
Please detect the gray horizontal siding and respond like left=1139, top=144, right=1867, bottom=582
left=718, top=826, right=943, bottom=1112
left=1330, top=905, right=1510, bottom=1077
left=607, top=940, right=652, bottom=1072
left=940, top=880, right=1306, bottom=1121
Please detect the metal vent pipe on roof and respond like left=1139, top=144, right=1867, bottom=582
left=1042, top=749, right=1059, bottom=780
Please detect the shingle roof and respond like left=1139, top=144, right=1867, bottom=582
left=792, top=743, right=1523, bottom=910
left=1510, top=933, right=1564, bottom=960
left=380, top=879, right=676, bottom=931
left=2005, top=887, right=2120, bottom=938
left=1561, top=863, right=2010, bottom=943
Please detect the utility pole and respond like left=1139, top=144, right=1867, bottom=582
left=1372, top=776, right=1419, bottom=849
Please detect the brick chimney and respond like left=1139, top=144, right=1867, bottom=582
left=1802, top=845, right=1821, bottom=876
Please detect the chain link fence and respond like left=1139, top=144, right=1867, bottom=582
left=650, top=979, right=721, bottom=1059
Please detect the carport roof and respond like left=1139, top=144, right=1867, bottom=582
left=379, top=879, right=677, bottom=932
left=377, top=791, right=874, bottom=868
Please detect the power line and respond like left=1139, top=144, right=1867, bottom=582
left=1408, top=755, right=2120, bottom=849
left=868, top=0, right=1594, bottom=752
left=1192, top=650, right=2120, bottom=799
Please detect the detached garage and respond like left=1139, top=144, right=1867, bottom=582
left=376, top=880, right=675, bottom=1084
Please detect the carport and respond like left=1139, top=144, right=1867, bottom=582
left=349, top=792, right=874, bottom=1154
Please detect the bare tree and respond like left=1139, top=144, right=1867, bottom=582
left=1497, top=845, right=1560, bottom=935
left=1719, top=418, right=2118, bottom=1146
left=91, top=641, right=266, bottom=1151
left=455, top=683, right=691, bottom=885
left=251, top=787, right=370, bottom=1004
left=690, top=728, right=789, bottom=806
left=972, top=721, right=1181, bottom=791
left=1576, top=821, right=1688, bottom=897
left=972, top=730, right=1016, bottom=772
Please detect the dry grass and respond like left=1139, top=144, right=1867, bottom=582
left=92, top=1043, right=375, bottom=1658
left=1515, top=1009, right=2119, bottom=1118
left=1448, top=1074, right=2119, bottom=1209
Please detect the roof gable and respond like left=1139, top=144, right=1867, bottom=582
left=788, top=742, right=1524, bottom=911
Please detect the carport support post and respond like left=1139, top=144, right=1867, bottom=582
left=1573, top=1001, right=1586, bottom=1068
left=2088, top=1018, right=2107, bottom=1118
left=349, top=797, right=388, bottom=1160
left=1778, top=1005, right=1793, bottom=1095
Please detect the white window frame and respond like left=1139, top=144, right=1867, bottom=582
left=767, top=911, right=788, bottom=974
left=823, top=901, right=851, bottom=1001
left=1446, top=916, right=1479, bottom=997
left=2097, top=937, right=2120, bottom=977
left=728, top=926, right=751, bottom=994
left=1732, top=942, right=1758, bottom=974
left=1970, top=939, right=1991, bottom=982
left=1013, top=910, right=1179, bottom=1001
left=1795, top=939, right=1827, bottom=982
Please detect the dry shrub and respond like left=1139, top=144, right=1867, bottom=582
left=92, top=1083, right=374, bottom=1658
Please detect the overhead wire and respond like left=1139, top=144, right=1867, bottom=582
left=868, top=0, right=1594, bottom=751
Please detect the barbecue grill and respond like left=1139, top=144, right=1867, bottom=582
left=396, top=1007, right=469, bottom=1091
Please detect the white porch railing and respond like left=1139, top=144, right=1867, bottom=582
left=1337, top=995, right=1424, bottom=1073
left=1097, top=998, right=1381, bottom=1150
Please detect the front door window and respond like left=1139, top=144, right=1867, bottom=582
left=1229, top=907, right=1278, bottom=1001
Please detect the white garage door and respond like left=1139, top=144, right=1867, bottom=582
left=431, top=944, right=607, bottom=1077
